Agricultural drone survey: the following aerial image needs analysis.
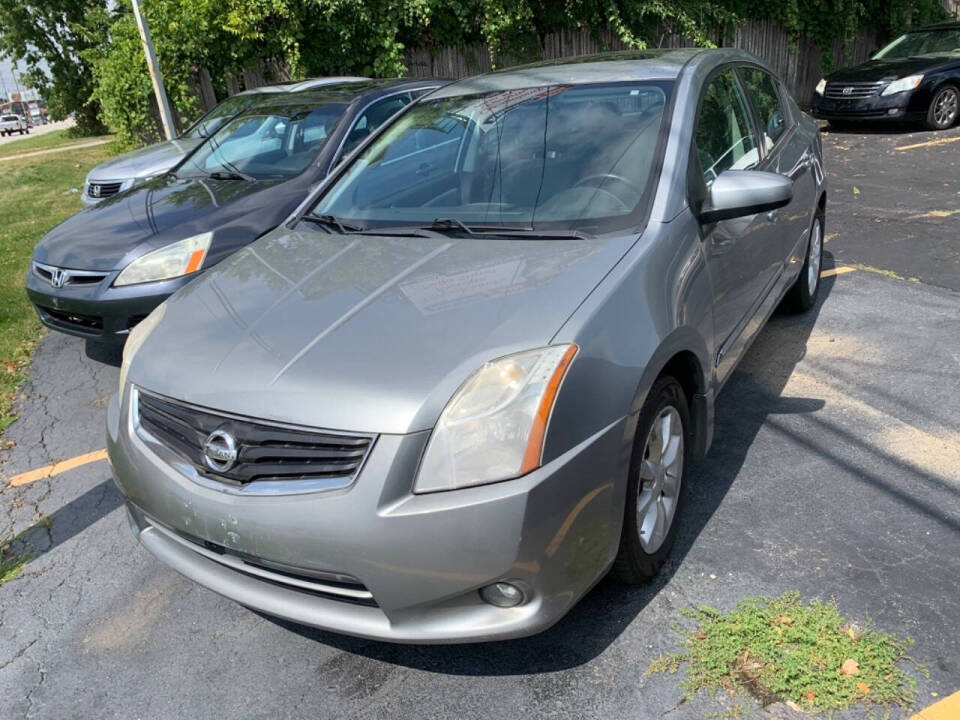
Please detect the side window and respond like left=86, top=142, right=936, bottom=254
left=342, top=94, right=412, bottom=156
left=695, top=70, right=759, bottom=186
left=738, top=67, right=788, bottom=150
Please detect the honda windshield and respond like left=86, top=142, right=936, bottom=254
left=182, top=95, right=262, bottom=139
left=311, top=82, right=671, bottom=233
left=178, top=103, right=348, bottom=180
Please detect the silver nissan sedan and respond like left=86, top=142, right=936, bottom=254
left=107, top=48, right=825, bottom=643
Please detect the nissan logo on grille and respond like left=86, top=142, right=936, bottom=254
left=202, top=429, right=238, bottom=472
left=89, top=184, right=102, bottom=198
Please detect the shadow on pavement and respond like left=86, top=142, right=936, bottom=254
left=85, top=339, right=123, bottom=367
left=268, top=254, right=843, bottom=674
left=819, top=121, right=923, bottom=136
left=11, top=478, right=123, bottom=562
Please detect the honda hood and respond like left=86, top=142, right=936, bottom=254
left=86, top=138, right=203, bottom=182
left=131, top=228, right=636, bottom=434
left=33, top=175, right=286, bottom=271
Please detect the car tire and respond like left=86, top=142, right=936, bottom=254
left=612, top=375, right=691, bottom=584
left=925, top=85, right=959, bottom=130
left=782, top=210, right=824, bottom=314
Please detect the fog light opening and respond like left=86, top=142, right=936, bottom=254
left=480, top=582, right=525, bottom=608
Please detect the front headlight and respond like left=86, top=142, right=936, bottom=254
left=881, top=74, right=923, bottom=96
left=118, top=301, right=166, bottom=403
left=114, top=232, right=212, bottom=286
left=414, top=344, right=578, bottom=493
left=815, top=78, right=826, bottom=96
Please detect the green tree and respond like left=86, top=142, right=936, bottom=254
left=0, top=0, right=109, bottom=135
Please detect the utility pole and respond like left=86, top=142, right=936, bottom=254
left=131, top=0, right=176, bottom=140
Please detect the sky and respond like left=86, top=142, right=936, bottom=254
left=0, top=57, right=43, bottom=101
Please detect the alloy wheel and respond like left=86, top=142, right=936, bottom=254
left=934, top=87, right=959, bottom=128
left=807, top=217, right=823, bottom=295
left=637, top=405, right=684, bottom=553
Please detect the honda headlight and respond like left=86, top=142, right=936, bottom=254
left=118, top=301, right=166, bottom=404
left=414, top=345, right=578, bottom=493
left=114, top=232, right=212, bottom=286
left=815, top=78, right=826, bottom=96
left=881, top=74, right=923, bottom=96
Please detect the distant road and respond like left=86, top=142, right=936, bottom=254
left=0, top=117, right=75, bottom=147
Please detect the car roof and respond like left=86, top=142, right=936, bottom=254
left=913, top=21, right=960, bottom=32
left=236, top=77, right=369, bottom=95
left=429, top=48, right=767, bottom=97
left=231, top=78, right=451, bottom=115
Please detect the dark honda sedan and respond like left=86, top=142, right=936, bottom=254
left=27, top=78, right=445, bottom=343
left=811, top=21, right=960, bottom=129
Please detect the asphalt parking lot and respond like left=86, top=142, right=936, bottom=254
left=0, top=123, right=958, bottom=719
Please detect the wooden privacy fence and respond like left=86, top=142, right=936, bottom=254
left=192, top=20, right=879, bottom=117
left=402, top=22, right=879, bottom=106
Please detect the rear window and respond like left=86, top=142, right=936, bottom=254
left=1, top=115, right=19, bottom=122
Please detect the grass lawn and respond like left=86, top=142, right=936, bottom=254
left=0, top=144, right=113, bottom=433
left=0, top=129, right=114, bottom=159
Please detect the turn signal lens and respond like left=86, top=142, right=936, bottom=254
left=414, top=344, right=578, bottom=493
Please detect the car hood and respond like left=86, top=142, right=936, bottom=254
left=33, top=175, right=284, bottom=271
left=827, top=56, right=953, bottom=83
left=132, top=228, right=635, bottom=434
left=87, top=138, right=203, bottom=181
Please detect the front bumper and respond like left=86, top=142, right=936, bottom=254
left=26, top=268, right=194, bottom=343
left=107, top=388, right=631, bottom=643
left=810, top=92, right=921, bottom=122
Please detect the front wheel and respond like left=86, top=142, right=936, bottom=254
left=612, top=375, right=691, bottom=584
left=782, top=212, right=823, bottom=313
left=926, top=85, right=959, bottom=130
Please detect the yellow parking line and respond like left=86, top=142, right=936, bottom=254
left=8, top=449, right=108, bottom=487
left=911, top=689, right=960, bottom=719
left=895, top=136, right=960, bottom=151
left=821, top=266, right=857, bottom=278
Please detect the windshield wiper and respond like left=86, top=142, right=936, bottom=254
left=299, top=213, right=365, bottom=234
left=425, top=218, right=589, bottom=239
left=207, top=170, right=255, bottom=182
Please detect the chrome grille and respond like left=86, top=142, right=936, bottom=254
left=33, top=262, right=108, bottom=288
left=135, top=390, right=374, bottom=488
left=86, top=181, right=123, bottom=199
left=824, top=81, right=883, bottom=99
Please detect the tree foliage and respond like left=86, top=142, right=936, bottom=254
left=76, top=0, right=952, bottom=145
left=0, top=0, right=110, bottom=135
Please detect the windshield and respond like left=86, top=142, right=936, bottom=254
left=178, top=103, right=348, bottom=180
left=311, top=82, right=671, bottom=232
left=875, top=29, right=960, bottom=59
left=182, top=95, right=266, bottom=139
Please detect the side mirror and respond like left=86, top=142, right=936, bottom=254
left=698, top=170, right=793, bottom=224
